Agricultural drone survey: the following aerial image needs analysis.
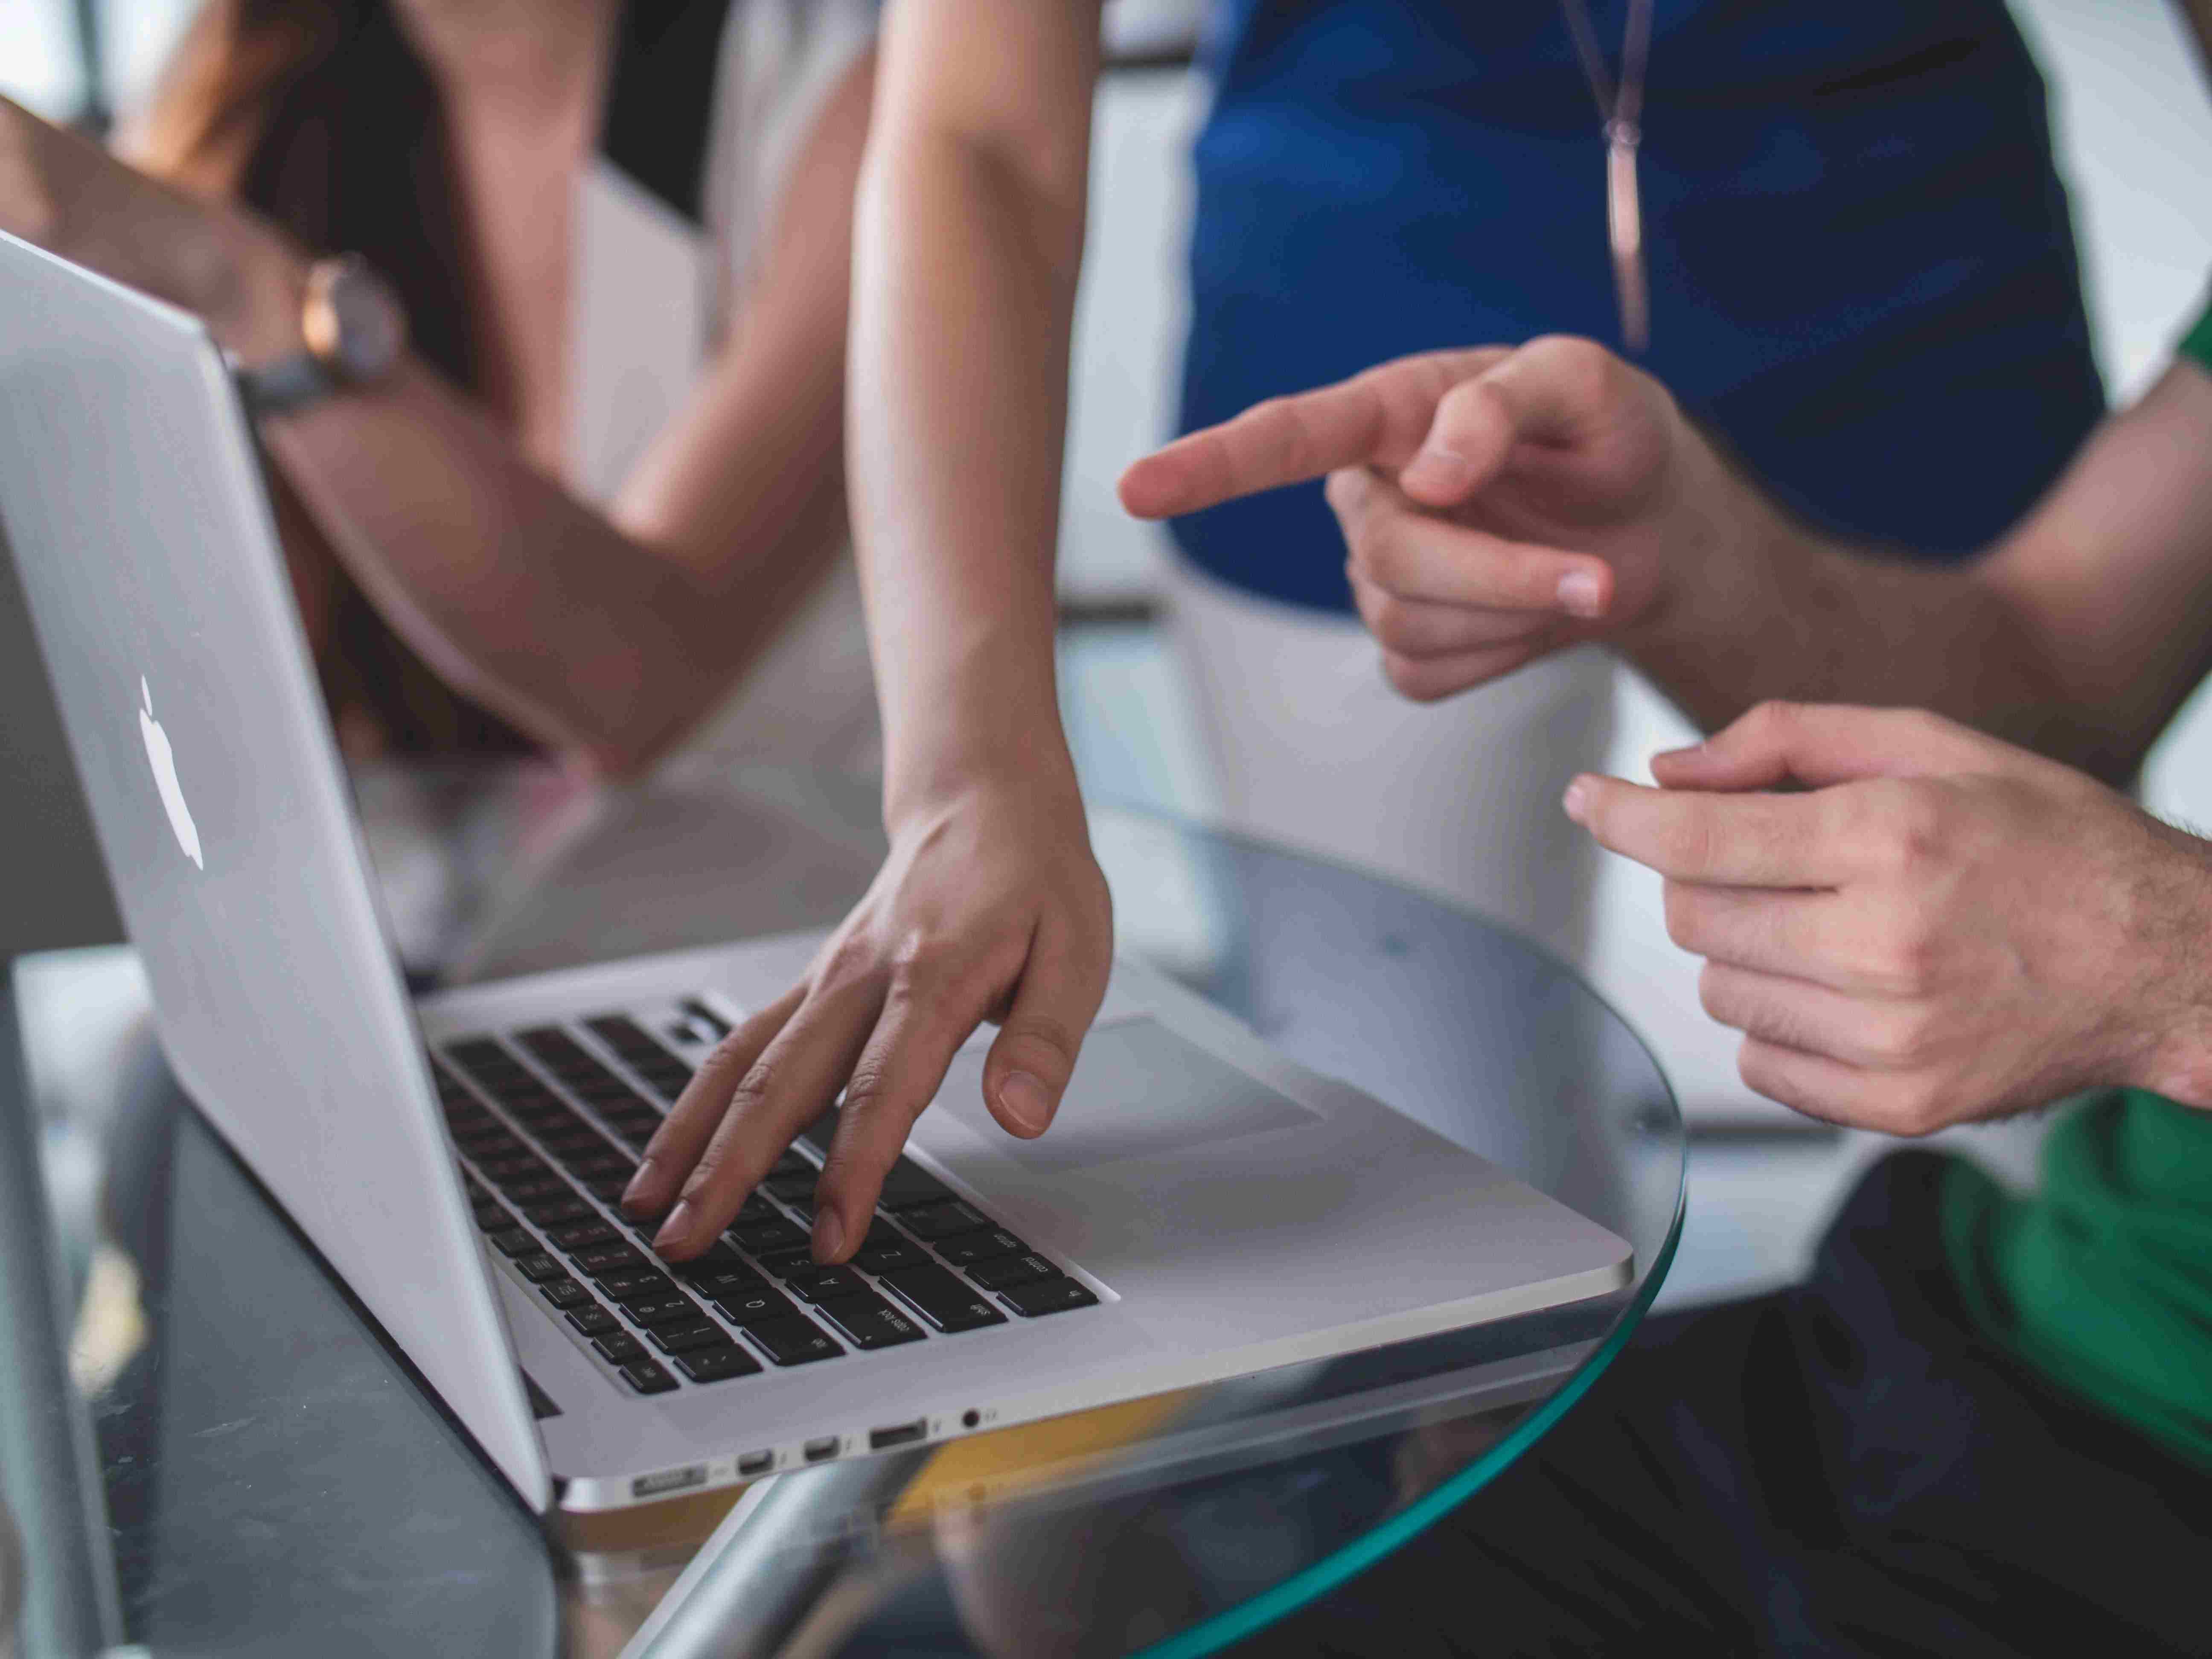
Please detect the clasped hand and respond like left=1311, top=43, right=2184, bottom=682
left=1568, top=703, right=2212, bottom=1130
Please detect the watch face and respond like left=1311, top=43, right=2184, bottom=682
left=303, top=256, right=407, bottom=383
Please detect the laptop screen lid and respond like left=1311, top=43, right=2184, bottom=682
left=0, top=232, right=549, bottom=1510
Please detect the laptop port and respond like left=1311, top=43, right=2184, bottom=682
left=869, top=1420, right=927, bottom=1451
left=737, top=1450, right=774, bottom=1476
left=803, top=1435, right=841, bottom=1464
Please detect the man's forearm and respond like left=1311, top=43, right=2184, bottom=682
left=1615, top=437, right=2142, bottom=782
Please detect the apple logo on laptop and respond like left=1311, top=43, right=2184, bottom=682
left=139, top=675, right=203, bottom=870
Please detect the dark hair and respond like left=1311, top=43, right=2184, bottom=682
left=140, top=0, right=526, bottom=753
left=141, top=0, right=478, bottom=389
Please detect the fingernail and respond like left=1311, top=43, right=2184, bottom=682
left=812, top=1209, right=845, bottom=1263
left=1561, top=777, right=1591, bottom=822
left=999, top=1072, right=1053, bottom=1135
left=621, top=1157, right=659, bottom=1209
left=652, top=1199, right=694, bottom=1252
left=1403, top=444, right=1472, bottom=492
left=1557, top=570, right=1604, bottom=619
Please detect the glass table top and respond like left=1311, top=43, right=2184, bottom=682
left=2, top=761, right=1682, bottom=1658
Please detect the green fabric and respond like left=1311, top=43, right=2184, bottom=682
left=1943, top=1089, right=2212, bottom=1472
left=2183, top=295, right=2212, bottom=375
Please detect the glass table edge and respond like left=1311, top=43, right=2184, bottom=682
left=1128, top=1182, right=1689, bottom=1659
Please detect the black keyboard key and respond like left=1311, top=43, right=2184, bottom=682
left=634, top=1066, right=693, bottom=1100
left=501, top=1176, right=572, bottom=1206
left=566, top=1307, right=620, bottom=1338
left=813, top=1293, right=926, bottom=1350
left=875, top=1158, right=957, bottom=1212
left=681, top=998, right=732, bottom=1039
left=597, top=1268, right=676, bottom=1301
left=573, top=1243, right=648, bottom=1278
left=996, top=1275, right=1099, bottom=1317
left=486, top=1228, right=536, bottom=1258
left=478, top=1154, right=550, bottom=1183
left=786, top=1266, right=871, bottom=1304
left=472, top=1201, right=513, bottom=1231
left=673, top=1344, right=763, bottom=1384
left=623, top=1292, right=704, bottom=1329
left=712, top=1282, right=802, bottom=1329
left=678, top=1265, right=764, bottom=1302
left=544, top=1222, right=620, bottom=1253
left=535, top=1127, right=614, bottom=1157
left=899, top=1200, right=994, bottom=1241
left=646, top=1321, right=731, bottom=1355
left=730, top=1217, right=807, bottom=1255
left=734, top=1193, right=785, bottom=1225
left=518, top=1197, right=597, bottom=1228
left=569, top=1154, right=637, bottom=1182
left=764, top=1171, right=818, bottom=1203
left=584, top=1177, right=635, bottom=1204
left=669, top=1241, right=749, bottom=1275
left=618, top=1360, right=677, bottom=1395
left=538, top=1278, right=591, bottom=1310
left=966, top=1253, right=1059, bottom=1292
left=745, top=1319, right=842, bottom=1366
left=754, top=1249, right=827, bottom=1281
left=934, top=1228, right=1028, bottom=1267
left=514, top=1252, right=567, bottom=1283
left=853, top=1239, right=930, bottom=1275
left=881, top=1265, right=1009, bottom=1333
left=769, top=1151, right=817, bottom=1180
left=592, top=1332, right=645, bottom=1364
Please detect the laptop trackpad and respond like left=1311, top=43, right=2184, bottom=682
left=931, top=1019, right=1319, bottom=1173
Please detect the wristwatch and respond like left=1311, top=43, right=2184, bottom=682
left=238, top=255, right=407, bottom=416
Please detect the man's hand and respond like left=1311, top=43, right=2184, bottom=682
left=1120, top=336, right=1767, bottom=701
left=623, top=776, right=1113, bottom=1262
left=1565, top=702, right=2212, bottom=1131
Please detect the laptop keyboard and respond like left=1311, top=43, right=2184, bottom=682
left=434, top=1005, right=1099, bottom=1397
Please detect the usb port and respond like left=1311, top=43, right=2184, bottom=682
left=803, top=1435, right=841, bottom=1464
left=737, top=1450, right=774, bottom=1476
left=869, top=1420, right=927, bottom=1451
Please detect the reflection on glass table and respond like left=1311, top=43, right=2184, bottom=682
left=3, top=762, right=1681, bottom=1658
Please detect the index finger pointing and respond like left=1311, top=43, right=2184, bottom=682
left=1562, top=774, right=1855, bottom=888
left=1118, top=349, right=1505, bottom=519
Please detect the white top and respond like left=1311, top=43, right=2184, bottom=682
left=567, top=0, right=879, bottom=780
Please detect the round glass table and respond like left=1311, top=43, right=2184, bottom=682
left=1, top=762, right=1682, bottom=1658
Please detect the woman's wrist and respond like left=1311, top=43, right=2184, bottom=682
left=882, top=690, right=1083, bottom=836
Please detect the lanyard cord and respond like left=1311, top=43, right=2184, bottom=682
left=1557, top=0, right=1654, bottom=350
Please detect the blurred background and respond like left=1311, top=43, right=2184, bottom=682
left=4, top=0, right=2211, bottom=1307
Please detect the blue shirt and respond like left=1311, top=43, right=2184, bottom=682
left=1172, top=0, right=2104, bottom=613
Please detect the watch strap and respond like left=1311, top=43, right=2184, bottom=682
left=239, top=350, right=340, bottom=417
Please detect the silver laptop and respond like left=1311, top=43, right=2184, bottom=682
left=0, top=231, right=1631, bottom=1516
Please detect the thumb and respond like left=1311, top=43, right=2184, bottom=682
left=980, top=920, right=1106, bottom=1140
left=1650, top=702, right=2012, bottom=792
left=1398, top=335, right=1639, bottom=507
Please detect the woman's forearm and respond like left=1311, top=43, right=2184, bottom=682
left=264, top=356, right=842, bottom=774
left=9, top=95, right=847, bottom=771
left=847, top=2, right=1100, bottom=828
